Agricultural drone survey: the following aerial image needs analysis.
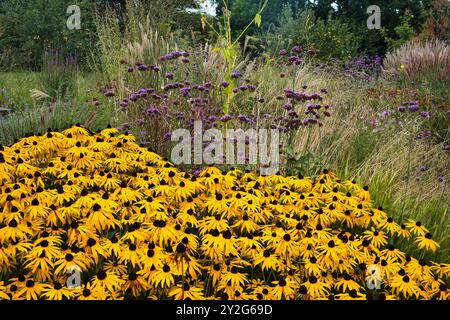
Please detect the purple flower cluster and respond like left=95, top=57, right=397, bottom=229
left=111, top=46, right=337, bottom=157
left=399, top=101, right=419, bottom=112
left=160, top=51, right=189, bottom=61
left=283, top=89, right=323, bottom=102
left=126, top=63, right=161, bottom=73
left=231, top=70, right=241, bottom=79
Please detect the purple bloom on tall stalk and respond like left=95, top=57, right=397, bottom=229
left=207, top=115, right=219, bottom=122
left=247, top=84, right=256, bottom=92
left=221, top=114, right=232, bottom=122
left=292, top=45, right=303, bottom=53
left=163, top=132, right=172, bottom=141
left=231, top=70, right=241, bottom=79
left=408, top=105, right=419, bottom=112
left=237, top=114, right=247, bottom=121
left=146, top=107, right=159, bottom=116
left=117, top=123, right=130, bottom=131
left=137, top=64, right=149, bottom=71
left=258, top=97, right=265, bottom=103
left=221, top=81, right=229, bottom=88
left=437, top=176, right=445, bottom=182
left=279, top=49, right=288, bottom=56
left=119, top=101, right=128, bottom=108
left=127, top=66, right=134, bottom=72
left=418, top=165, right=428, bottom=172
left=283, top=103, right=293, bottom=110
left=136, top=119, right=145, bottom=126
left=420, top=111, right=431, bottom=118
left=104, top=90, right=115, bottom=97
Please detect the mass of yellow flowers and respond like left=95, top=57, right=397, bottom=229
left=0, top=126, right=448, bottom=300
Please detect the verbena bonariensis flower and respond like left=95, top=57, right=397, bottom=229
left=420, top=111, right=431, bottom=118
left=231, top=70, right=241, bottom=79
left=292, top=45, right=303, bottom=53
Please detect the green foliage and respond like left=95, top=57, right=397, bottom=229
left=302, top=15, right=361, bottom=60
left=216, top=0, right=305, bottom=35
left=381, top=9, right=417, bottom=50
left=260, top=6, right=361, bottom=60
left=219, top=0, right=430, bottom=58
left=0, top=72, right=39, bottom=111
left=0, top=0, right=97, bottom=70
left=0, top=98, right=116, bottom=146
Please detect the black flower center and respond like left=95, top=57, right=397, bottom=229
left=97, top=270, right=107, bottom=280
left=65, top=253, right=74, bottom=262
left=309, top=276, right=317, bottom=284
left=87, top=238, right=96, bottom=247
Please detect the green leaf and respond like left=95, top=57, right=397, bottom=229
left=255, top=13, right=262, bottom=28
left=201, top=15, right=207, bottom=30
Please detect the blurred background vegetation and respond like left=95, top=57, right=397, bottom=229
left=0, top=0, right=448, bottom=70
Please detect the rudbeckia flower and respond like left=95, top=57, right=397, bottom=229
left=0, top=127, right=447, bottom=301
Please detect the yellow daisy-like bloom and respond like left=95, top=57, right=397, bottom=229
left=15, top=279, right=45, bottom=300
left=41, top=281, right=75, bottom=300
left=0, top=127, right=447, bottom=301
left=271, top=277, right=297, bottom=300
left=169, top=281, right=205, bottom=300
left=415, top=233, right=440, bottom=252
left=390, top=274, right=421, bottom=299
left=301, top=275, right=330, bottom=299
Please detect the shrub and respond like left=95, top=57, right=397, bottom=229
left=381, top=9, right=417, bottom=51
left=260, top=6, right=361, bottom=61
left=0, top=127, right=448, bottom=300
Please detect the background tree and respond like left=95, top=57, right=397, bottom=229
left=0, top=0, right=98, bottom=70
left=214, top=0, right=431, bottom=56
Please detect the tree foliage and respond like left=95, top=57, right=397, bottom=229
left=215, top=0, right=430, bottom=56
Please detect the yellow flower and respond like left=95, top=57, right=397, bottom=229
left=0, top=127, right=447, bottom=301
